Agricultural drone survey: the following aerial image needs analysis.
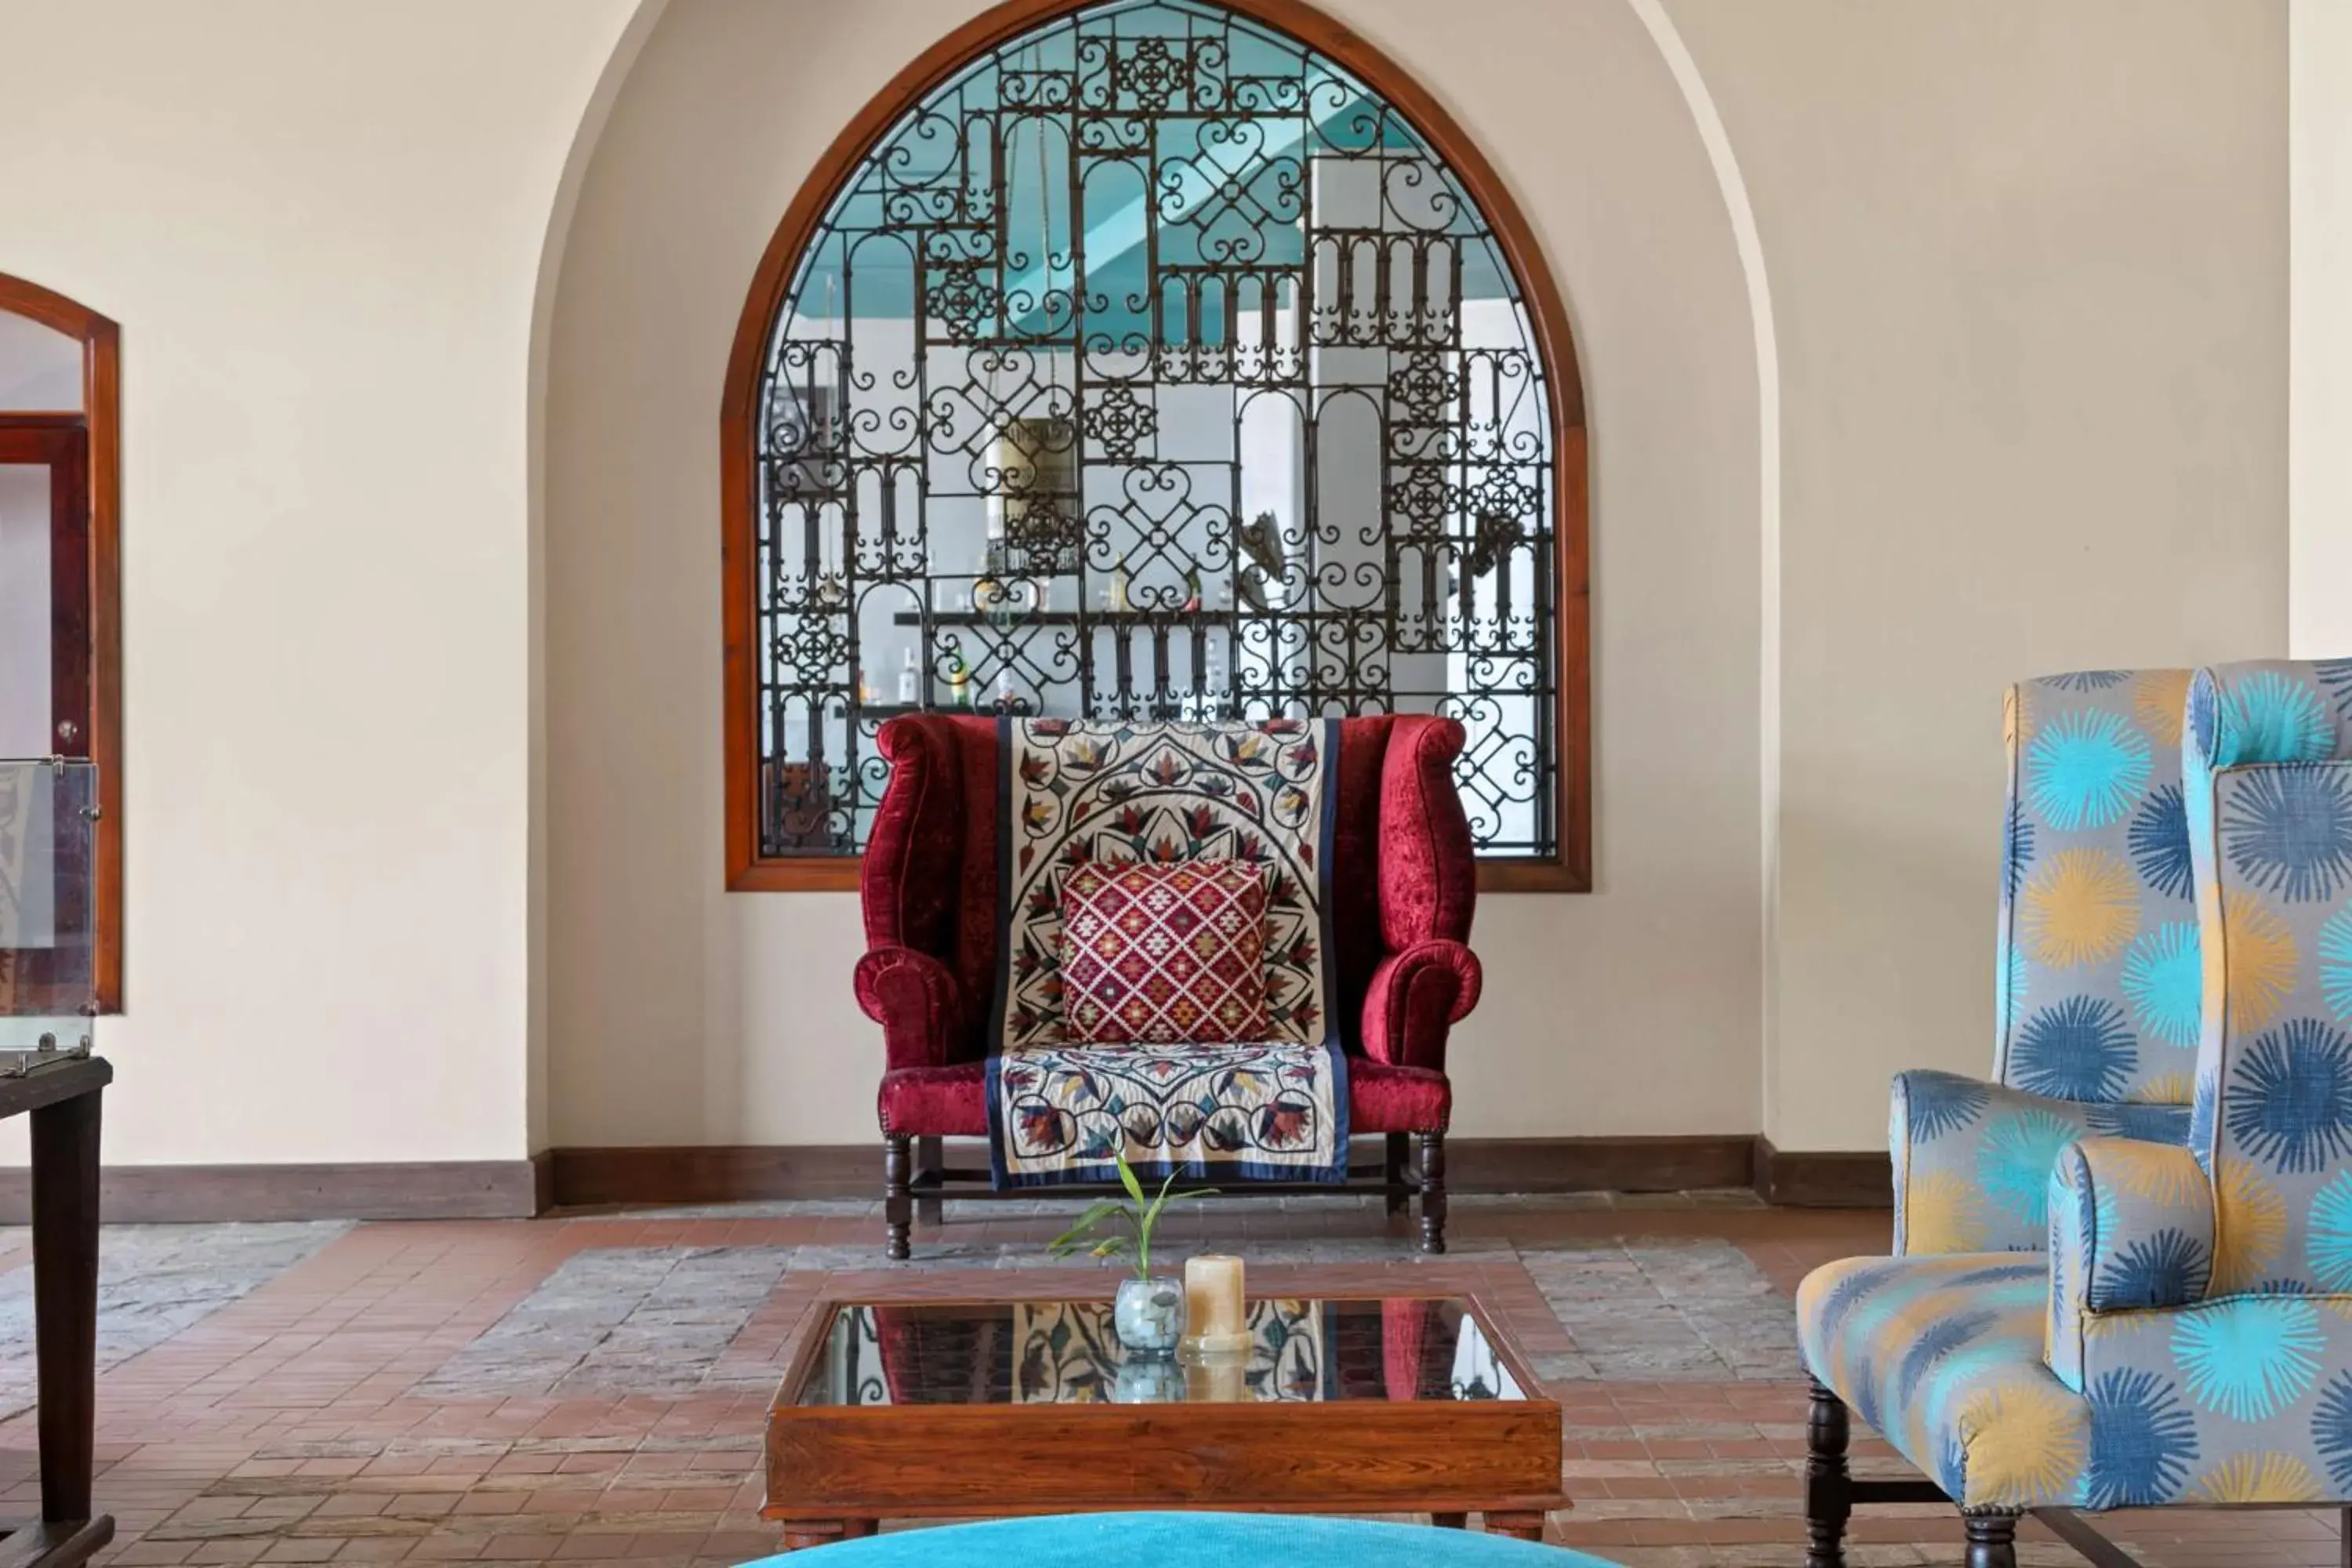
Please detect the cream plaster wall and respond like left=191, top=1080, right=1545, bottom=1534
left=542, top=0, right=1766, bottom=1145
left=1668, top=0, right=2290, bottom=1149
left=0, top=0, right=2292, bottom=1167
left=2292, top=0, right=2352, bottom=659
left=0, top=0, right=640, bottom=1163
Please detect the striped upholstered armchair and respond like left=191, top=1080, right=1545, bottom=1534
left=1891, top=669, right=2199, bottom=1257
left=1800, top=659, right=2352, bottom=1566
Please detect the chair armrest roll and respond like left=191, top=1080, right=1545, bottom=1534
left=2046, top=1136, right=2213, bottom=1389
left=855, top=946, right=965, bottom=1073
left=1361, top=938, right=1481, bottom=1071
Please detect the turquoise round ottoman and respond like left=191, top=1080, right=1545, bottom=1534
left=751, top=1512, right=1615, bottom=1564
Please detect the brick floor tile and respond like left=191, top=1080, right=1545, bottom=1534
left=0, top=1200, right=2324, bottom=1566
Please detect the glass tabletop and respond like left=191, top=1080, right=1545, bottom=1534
left=793, top=1297, right=1526, bottom=1407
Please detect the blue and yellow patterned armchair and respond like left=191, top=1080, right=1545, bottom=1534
left=1802, top=659, right=2352, bottom=1567
left=1893, top=670, right=2198, bottom=1258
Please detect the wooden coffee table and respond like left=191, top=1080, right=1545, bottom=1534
left=764, top=1292, right=1566, bottom=1551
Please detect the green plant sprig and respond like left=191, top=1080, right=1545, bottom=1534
left=1046, top=1152, right=1214, bottom=1279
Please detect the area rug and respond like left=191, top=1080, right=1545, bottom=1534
left=985, top=719, right=1346, bottom=1188
left=0, top=1221, right=351, bottom=1419
left=408, top=1235, right=1802, bottom=1399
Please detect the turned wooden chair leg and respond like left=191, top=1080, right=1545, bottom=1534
left=1963, top=1511, right=2019, bottom=1568
left=1385, top=1131, right=1410, bottom=1217
left=914, top=1135, right=943, bottom=1227
left=883, top=1134, right=912, bottom=1261
left=1417, top=1131, right=1447, bottom=1254
left=1805, top=1379, right=1851, bottom=1568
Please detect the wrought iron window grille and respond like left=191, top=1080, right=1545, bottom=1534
left=748, top=0, right=1569, bottom=866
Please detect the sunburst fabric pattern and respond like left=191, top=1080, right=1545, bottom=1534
left=2026, top=710, right=2151, bottom=830
left=2195, top=1451, right=2324, bottom=1504
left=1798, top=1254, right=2083, bottom=1508
left=2183, top=666, right=2352, bottom=1293
left=2121, top=922, right=2202, bottom=1047
left=2320, top=907, right=2352, bottom=1023
left=2076, top=1298, right=2352, bottom=1505
left=1893, top=672, right=2201, bottom=1260
left=2020, top=851, right=2139, bottom=967
left=2051, top=1137, right=2213, bottom=1316
left=2223, top=765, right=2352, bottom=904
left=1992, top=671, right=2201, bottom=1110
left=1891, top=1071, right=2188, bottom=1255
left=1810, top=663, right=2352, bottom=1526
left=1802, top=1248, right=2352, bottom=1510
left=2216, top=890, right=2299, bottom=1032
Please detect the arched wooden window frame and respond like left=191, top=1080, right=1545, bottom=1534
left=720, top=0, right=1589, bottom=894
left=0, top=273, right=122, bottom=1007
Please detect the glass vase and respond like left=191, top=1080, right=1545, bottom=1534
left=1113, top=1275, right=1184, bottom=1357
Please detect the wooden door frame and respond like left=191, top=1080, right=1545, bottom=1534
left=0, top=423, right=92, bottom=758
left=0, top=275, right=122, bottom=1011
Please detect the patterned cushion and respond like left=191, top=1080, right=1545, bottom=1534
left=2053, top=1294, right=2352, bottom=1505
left=2183, top=664, right=2352, bottom=1296
left=1798, top=1253, right=2078, bottom=1509
left=1804, top=1250, right=2352, bottom=1510
left=993, top=720, right=1334, bottom=1051
left=878, top=1058, right=1447, bottom=1137
left=1057, top=861, right=1271, bottom=1044
left=1998, top=670, right=2200, bottom=1108
left=2045, top=1137, right=2214, bottom=1395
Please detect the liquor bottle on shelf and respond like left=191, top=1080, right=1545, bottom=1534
left=897, top=647, right=921, bottom=706
left=945, top=652, right=971, bottom=709
left=993, top=668, right=1016, bottom=711
left=975, top=537, right=1008, bottom=614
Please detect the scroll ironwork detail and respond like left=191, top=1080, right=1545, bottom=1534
left=753, top=0, right=1560, bottom=859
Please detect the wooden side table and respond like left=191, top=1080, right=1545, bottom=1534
left=0, top=1055, right=112, bottom=1566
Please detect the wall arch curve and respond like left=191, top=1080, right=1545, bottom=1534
left=717, top=0, right=1592, bottom=893
left=543, top=0, right=1766, bottom=1148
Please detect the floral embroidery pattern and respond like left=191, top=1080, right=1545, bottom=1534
left=985, top=720, right=1345, bottom=1187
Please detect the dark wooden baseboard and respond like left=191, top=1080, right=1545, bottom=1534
left=0, top=1159, right=543, bottom=1223
left=549, top=1134, right=1769, bottom=1209
left=1751, top=1137, right=1892, bottom=1207
left=550, top=1145, right=879, bottom=1207
left=1445, top=1134, right=1755, bottom=1193
left=0, top=1138, right=1893, bottom=1221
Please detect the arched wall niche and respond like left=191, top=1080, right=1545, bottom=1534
left=542, top=0, right=1763, bottom=1147
left=716, top=0, right=1593, bottom=894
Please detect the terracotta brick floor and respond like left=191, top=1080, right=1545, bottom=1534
left=0, top=1198, right=2337, bottom=1566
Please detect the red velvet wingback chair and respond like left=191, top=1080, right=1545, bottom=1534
left=855, top=713, right=1483, bottom=1258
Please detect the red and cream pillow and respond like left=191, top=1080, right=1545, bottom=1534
left=1056, top=860, right=1270, bottom=1044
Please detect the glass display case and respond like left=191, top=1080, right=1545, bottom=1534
left=0, top=758, right=97, bottom=1058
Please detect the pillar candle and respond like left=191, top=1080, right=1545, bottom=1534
left=1183, top=1254, right=1248, bottom=1352
left=1182, top=1351, right=1247, bottom=1403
